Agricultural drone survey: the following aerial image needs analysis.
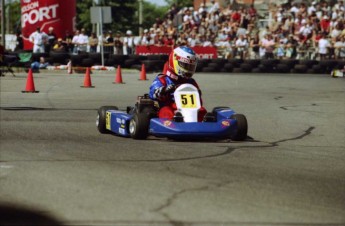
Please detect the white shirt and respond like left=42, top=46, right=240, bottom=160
left=29, top=31, right=48, bottom=46
left=318, top=38, right=331, bottom=54
left=235, top=38, right=248, bottom=49
left=77, top=34, right=89, bottom=45
left=299, top=25, right=312, bottom=36
left=334, top=41, right=345, bottom=57
left=290, top=6, right=299, bottom=15
left=203, top=40, right=213, bottom=47
left=124, top=36, right=135, bottom=47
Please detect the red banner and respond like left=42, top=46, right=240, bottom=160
left=21, top=0, right=76, bottom=50
left=136, top=45, right=218, bottom=59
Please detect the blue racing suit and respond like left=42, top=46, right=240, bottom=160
left=149, top=73, right=200, bottom=108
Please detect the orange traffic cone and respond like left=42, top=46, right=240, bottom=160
left=113, top=65, right=125, bottom=84
left=67, top=60, right=72, bottom=74
left=139, top=64, right=148, bottom=80
left=162, top=61, right=168, bottom=74
left=22, top=68, right=39, bottom=93
left=81, top=67, right=94, bottom=88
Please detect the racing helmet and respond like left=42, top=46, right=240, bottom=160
left=168, top=46, right=198, bottom=79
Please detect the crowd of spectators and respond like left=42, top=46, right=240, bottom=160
left=141, top=0, right=345, bottom=60
left=24, top=0, right=345, bottom=61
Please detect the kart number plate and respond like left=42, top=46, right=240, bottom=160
left=179, top=94, right=197, bottom=108
left=106, top=112, right=111, bottom=130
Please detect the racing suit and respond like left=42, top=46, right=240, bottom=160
left=149, top=70, right=206, bottom=121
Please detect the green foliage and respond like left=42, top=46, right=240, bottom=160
left=78, top=0, right=172, bottom=35
left=141, top=1, right=169, bottom=31
left=164, top=0, right=194, bottom=8
left=5, top=1, right=21, bottom=33
left=76, top=0, right=94, bottom=32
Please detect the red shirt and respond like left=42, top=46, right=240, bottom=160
left=231, top=12, right=241, bottom=22
left=320, top=19, right=330, bottom=32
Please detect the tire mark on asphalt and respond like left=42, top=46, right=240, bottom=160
left=149, top=126, right=316, bottom=222
left=280, top=103, right=320, bottom=111
left=0, top=127, right=315, bottom=163
left=151, top=178, right=232, bottom=226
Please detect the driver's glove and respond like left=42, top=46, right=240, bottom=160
left=164, top=84, right=176, bottom=94
left=153, top=84, right=176, bottom=100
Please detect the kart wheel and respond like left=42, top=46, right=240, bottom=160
left=129, top=108, right=152, bottom=139
left=230, top=114, right=248, bottom=141
left=97, top=106, right=118, bottom=134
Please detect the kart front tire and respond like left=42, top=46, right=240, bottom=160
left=129, top=108, right=151, bottom=140
left=230, top=114, right=248, bottom=141
left=97, top=106, right=118, bottom=134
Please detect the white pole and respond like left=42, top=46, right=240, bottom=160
left=99, top=7, right=104, bottom=66
left=1, top=0, right=5, bottom=47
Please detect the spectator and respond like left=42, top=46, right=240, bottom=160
left=71, top=29, right=88, bottom=53
left=89, top=32, right=98, bottom=53
left=298, top=20, right=313, bottom=42
left=140, top=29, right=152, bottom=45
left=63, top=30, right=73, bottom=53
left=31, top=57, right=50, bottom=71
left=189, top=33, right=201, bottom=47
left=290, top=3, right=299, bottom=17
left=330, top=23, right=342, bottom=42
left=215, top=29, right=230, bottom=53
left=167, top=22, right=176, bottom=36
left=114, top=32, right=123, bottom=55
left=308, top=1, right=317, bottom=15
left=320, top=15, right=331, bottom=34
left=231, top=9, right=241, bottom=24
left=104, top=31, right=114, bottom=54
left=208, top=0, right=219, bottom=14
left=235, top=34, right=248, bottom=59
left=275, top=38, right=286, bottom=59
left=261, top=33, right=276, bottom=59
left=45, top=26, right=57, bottom=53
left=78, top=28, right=89, bottom=52
left=71, top=30, right=80, bottom=54
left=29, top=27, right=48, bottom=53
left=250, top=32, right=260, bottom=59
left=333, top=36, right=345, bottom=59
left=98, top=31, right=107, bottom=53
left=318, top=33, right=331, bottom=59
left=163, top=34, right=175, bottom=47
left=52, top=38, right=66, bottom=52
left=15, top=31, right=24, bottom=52
left=123, top=30, right=135, bottom=55
left=248, top=4, right=257, bottom=22
left=201, top=35, right=213, bottom=47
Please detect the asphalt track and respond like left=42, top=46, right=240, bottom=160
left=0, top=69, right=344, bottom=226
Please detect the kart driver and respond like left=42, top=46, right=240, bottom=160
left=149, top=46, right=207, bottom=121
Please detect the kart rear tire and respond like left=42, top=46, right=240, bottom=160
left=97, top=106, right=119, bottom=134
left=230, top=114, right=248, bottom=141
left=129, top=108, right=152, bottom=140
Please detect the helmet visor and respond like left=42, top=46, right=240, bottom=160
left=178, top=61, right=197, bottom=73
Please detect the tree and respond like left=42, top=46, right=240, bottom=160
left=141, top=1, right=169, bottom=31
left=76, top=0, right=174, bottom=36
left=164, top=0, right=194, bottom=8
left=4, top=1, right=21, bottom=33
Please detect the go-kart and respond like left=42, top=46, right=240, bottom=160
left=96, top=84, right=248, bottom=140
